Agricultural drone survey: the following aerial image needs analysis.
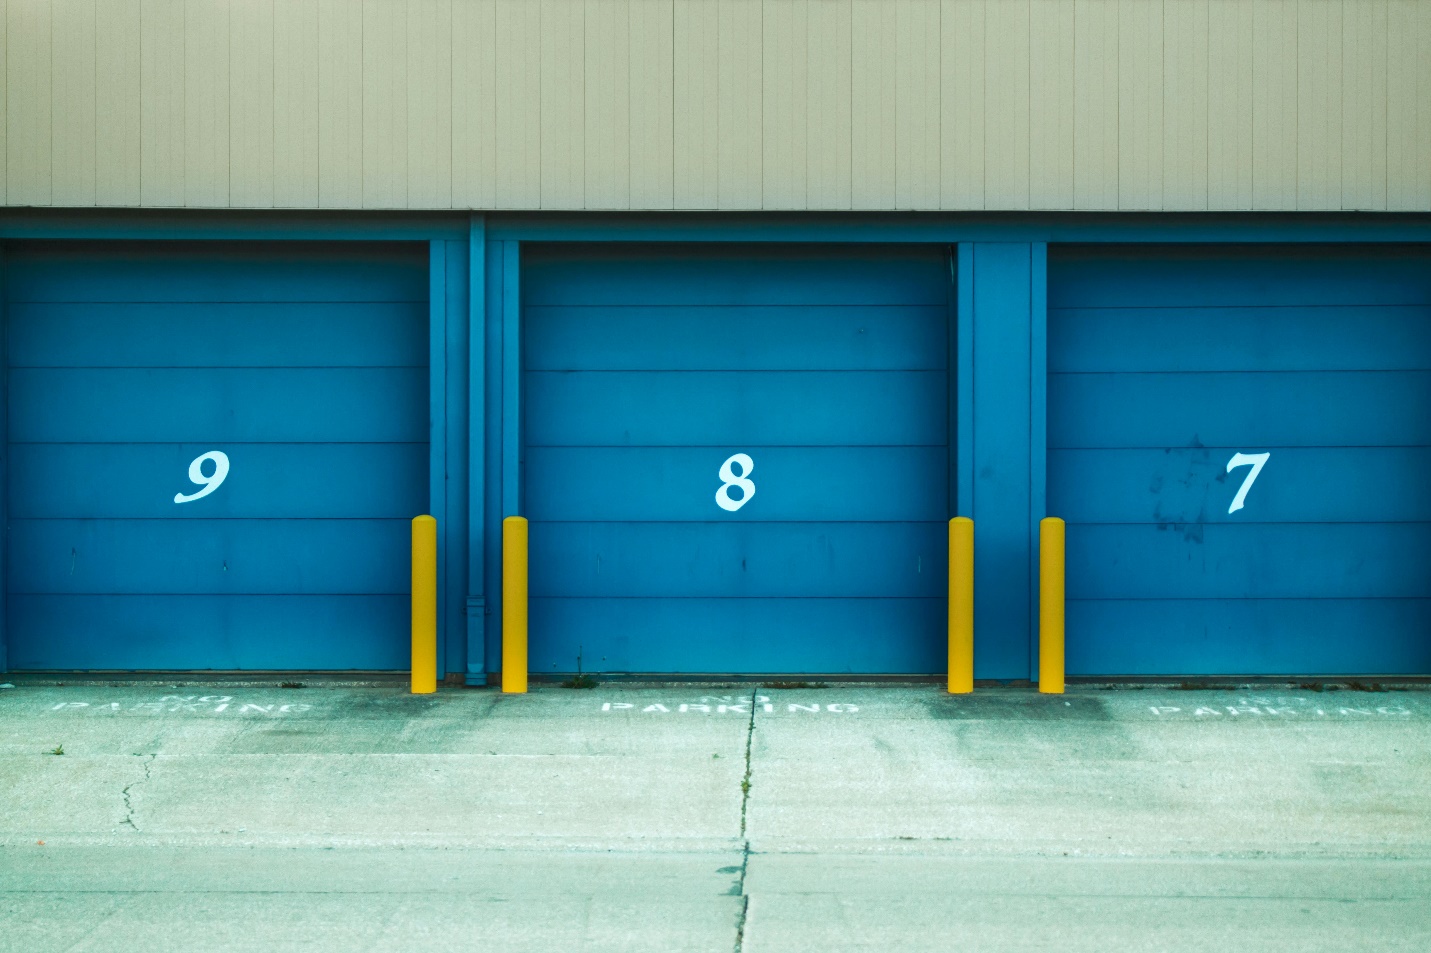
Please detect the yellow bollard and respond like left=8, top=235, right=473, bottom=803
left=410, top=515, right=438, bottom=694
left=1039, top=517, right=1065, bottom=694
left=502, top=516, right=529, bottom=693
left=947, top=517, right=974, bottom=694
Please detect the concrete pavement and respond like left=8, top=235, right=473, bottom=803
left=1, top=681, right=1428, bottom=951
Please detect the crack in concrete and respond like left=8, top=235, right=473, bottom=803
left=733, top=686, right=758, bottom=953
left=119, top=754, right=156, bottom=832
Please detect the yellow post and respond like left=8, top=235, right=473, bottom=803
left=1039, top=517, right=1066, bottom=694
left=947, top=517, right=974, bottom=694
left=502, top=516, right=529, bottom=694
left=410, top=515, right=437, bottom=694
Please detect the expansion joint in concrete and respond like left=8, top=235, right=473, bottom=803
left=732, top=686, right=758, bottom=952
left=739, top=686, right=756, bottom=838
left=120, top=754, right=156, bottom=832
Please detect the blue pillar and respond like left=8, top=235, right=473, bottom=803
left=960, top=242, right=1047, bottom=680
left=480, top=239, right=521, bottom=682
left=430, top=238, right=471, bottom=682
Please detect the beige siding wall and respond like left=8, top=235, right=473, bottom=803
left=4, top=0, right=1429, bottom=211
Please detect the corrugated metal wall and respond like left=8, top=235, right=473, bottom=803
left=3, top=0, right=1429, bottom=212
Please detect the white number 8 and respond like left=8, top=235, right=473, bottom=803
left=174, top=451, right=230, bottom=504
left=716, top=453, right=756, bottom=512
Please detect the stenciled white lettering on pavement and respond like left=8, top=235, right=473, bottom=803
left=44, top=696, right=313, bottom=715
left=602, top=697, right=859, bottom=714
left=1148, top=699, right=1415, bottom=718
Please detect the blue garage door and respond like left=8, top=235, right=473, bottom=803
left=4, top=241, right=428, bottom=670
left=524, top=245, right=952, bottom=674
left=1049, top=244, right=1431, bottom=676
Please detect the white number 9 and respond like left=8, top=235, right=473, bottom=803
left=174, top=451, right=230, bottom=504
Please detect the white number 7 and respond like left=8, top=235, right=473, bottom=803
left=1225, top=452, right=1270, bottom=514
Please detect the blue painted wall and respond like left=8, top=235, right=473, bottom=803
left=963, top=243, right=1045, bottom=680
left=2, top=213, right=1428, bottom=678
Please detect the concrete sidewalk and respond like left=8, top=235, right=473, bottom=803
left=2, top=681, right=1428, bottom=951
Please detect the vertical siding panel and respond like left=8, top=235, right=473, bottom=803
left=850, top=0, right=895, bottom=209
left=407, top=0, right=452, bottom=209
left=1162, top=0, right=1207, bottom=209
left=0, top=0, right=6, bottom=203
left=8, top=0, right=53, bottom=205
left=452, top=0, right=496, bottom=208
left=1117, top=0, right=1162, bottom=209
left=274, top=0, right=319, bottom=207
left=940, top=0, right=983, bottom=209
left=141, top=0, right=185, bottom=206
left=673, top=0, right=718, bottom=209
left=1206, top=0, right=1252, bottom=208
left=763, top=0, right=806, bottom=209
left=895, top=0, right=940, bottom=208
left=1340, top=0, right=1385, bottom=210
left=1251, top=0, right=1298, bottom=210
left=362, top=0, right=407, bottom=208
left=984, top=0, right=1029, bottom=209
left=52, top=0, right=98, bottom=206
left=1296, top=0, right=1340, bottom=210
left=96, top=0, right=142, bottom=205
left=318, top=0, right=362, bottom=207
left=1386, top=0, right=1431, bottom=210
left=183, top=0, right=228, bottom=207
left=540, top=0, right=583, bottom=208
left=1073, top=0, right=1117, bottom=209
left=716, top=0, right=761, bottom=208
left=494, top=0, right=541, bottom=208
left=630, top=0, right=675, bottom=209
left=585, top=0, right=630, bottom=210
left=1029, top=0, right=1073, bottom=209
left=805, top=0, right=850, bottom=210
left=229, top=0, right=274, bottom=208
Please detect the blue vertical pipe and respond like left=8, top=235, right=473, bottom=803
left=465, top=215, right=487, bottom=684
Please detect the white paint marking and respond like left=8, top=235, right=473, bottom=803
left=715, top=453, right=756, bottom=512
left=174, top=450, right=230, bottom=504
left=1225, top=451, right=1270, bottom=514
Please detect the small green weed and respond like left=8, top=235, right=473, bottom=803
left=1346, top=681, right=1387, bottom=693
left=48, top=745, right=64, bottom=756
left=560, top=646, right=599, bottom=689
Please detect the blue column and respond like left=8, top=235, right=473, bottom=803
left=480, top=239, right=517, bottom=682
left=430, top=239, right=471, bottom=682
left=961, top=242, right=1047, bottom=680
